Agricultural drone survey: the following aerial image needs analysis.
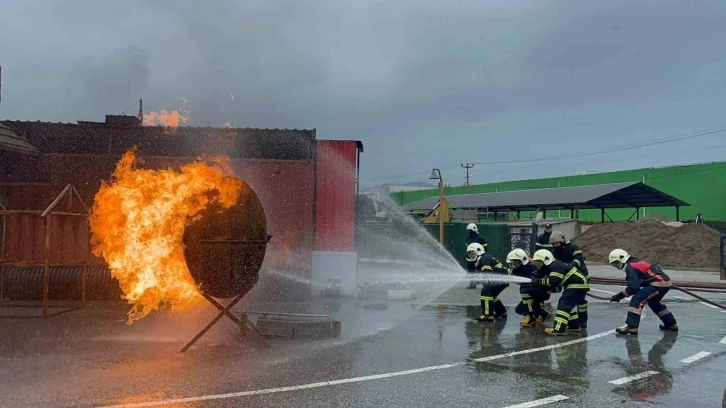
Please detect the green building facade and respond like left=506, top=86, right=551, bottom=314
left=390, top=161, right=726, bottom=222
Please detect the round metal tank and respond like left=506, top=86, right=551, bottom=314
left=183, top=177, right=270, bottom=299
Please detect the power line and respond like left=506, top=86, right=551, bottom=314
left=371, top=125, right=726, bottom=182
left=119, top=100, right=139, bottom=116
left=467, top=126, right=726, bottom=166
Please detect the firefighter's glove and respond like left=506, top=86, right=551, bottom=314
left=531, top=278, right=544, bottom=286
left=610, top=292, right=626, bottom=303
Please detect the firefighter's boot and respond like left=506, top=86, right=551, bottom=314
left=544, top=327, right=567, bottom=336
left=477, top=315, right=495, bottom=322
left=536, top=311, right=552, bottom=326
left=566, top=326, right=581, bottom=333
left=659, top=323, right=679, bottom=332
left=520, top=314, right=536, bottom=327
left=616, top=324, right=638, bottom=335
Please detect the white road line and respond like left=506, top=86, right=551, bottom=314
left=96, top=329, right=616, bottom=408
left=472, top=330, right=614, bottom=362
left=608, top=371, right=659, bottom=385
left=95, top=363, right=464, bottom=408
left=680, top=351, right=712, bottom=364
left=501, top=395, right=570, bottom=408
left=674, top=296, right=690, bottom=300
left=699, top=302, right=720, bottom=310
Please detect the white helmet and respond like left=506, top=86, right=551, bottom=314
left=466, top=223, right=478, bottom=233
left=608, top=249, right=630, bottom=269
left=506, top=248, right=529, bottom=265
left=466, top=243, right=485, bottom=261
left=532, top=249, right=555, bottom=267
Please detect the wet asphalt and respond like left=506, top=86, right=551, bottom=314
left=0, top=267, right=725, bottom=408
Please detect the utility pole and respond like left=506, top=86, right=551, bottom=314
left=461, top=163, right=474, bottom=191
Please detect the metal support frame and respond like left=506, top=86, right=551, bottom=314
left=180, top=292, right=270, bottom=352
left=600, top=208, right=614, bottom=223
left=676, top=206, right=681, bottom=221
left=721, top=234, right=726, bottom=281
left=0, top=183, right=89, bottom=319
left=626, top=208, right=638, bottom=222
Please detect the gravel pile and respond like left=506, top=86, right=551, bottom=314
left=574, top=219, right=722, bottom=268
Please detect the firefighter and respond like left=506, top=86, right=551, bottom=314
left=465, top=223, right=487, bottom=289
left=607, top=249, right=678, bottom=335
left=507, top=248, right=552, bottom=327
left=535, top=223, right=553, bottom=249
left=466, top=243, right=508, bottom=321
left=549, top=231, right=589, bottom=328
left=530, top=249, right=590, bottom=336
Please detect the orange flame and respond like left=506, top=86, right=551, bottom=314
left=143, top=98, right=190, bottom=132
left=89, top=148, right=243, bottom=324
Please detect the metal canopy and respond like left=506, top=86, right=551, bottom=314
left=0, top=123, right=37, bottom=155
left=401, top=181, right=690, bottom=212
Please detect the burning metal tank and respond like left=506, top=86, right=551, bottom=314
left=183, top=178, right=271, bottom=300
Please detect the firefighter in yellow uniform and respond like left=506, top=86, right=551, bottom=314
left=530, top=249, right=590, bottom=335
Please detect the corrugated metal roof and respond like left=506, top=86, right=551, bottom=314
left=402, top=182, right=690, bottom=212
left=0, top=120, right=315, bottom=160
left=0, top=122, right=37, bottom=154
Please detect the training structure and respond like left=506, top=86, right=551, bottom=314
left=181, top=179, right=271, bottom=352
left=0, top=116, right=363, bottom=304
left=0, top=183, right=91, bottom=318
left=402, top=182, right=689, bottom=223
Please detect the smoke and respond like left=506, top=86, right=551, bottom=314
left=1, top=47, right=150, bottom=122
left=64, top=47, right=151, bottom=120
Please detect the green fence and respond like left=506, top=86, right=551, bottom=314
left=356, top=219, right=510, bottom=269
left=420, top=223, right=510, bottom=268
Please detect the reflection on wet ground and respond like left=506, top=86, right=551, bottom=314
left=0, top=281, right=724, bottom=408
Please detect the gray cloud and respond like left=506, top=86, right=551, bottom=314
left=1, top=0, right=726, bottom=185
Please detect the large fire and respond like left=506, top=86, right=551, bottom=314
left=142, top=98, right=190, bottom=132
left=89, top=148, right=244, bottom=324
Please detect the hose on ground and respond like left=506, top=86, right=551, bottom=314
left=586, top=292, right=612, bottom=301
left=672, top=284, right=726, bottom=311
left=582, top=281, right=726, bottom=310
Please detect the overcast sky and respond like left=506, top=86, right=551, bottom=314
left=2, top=0, right=726, bottom=187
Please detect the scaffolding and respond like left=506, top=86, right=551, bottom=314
left=0, top=183, right=91, bottom=318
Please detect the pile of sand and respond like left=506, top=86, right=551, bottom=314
left=574, top=220, right=722, bottom=268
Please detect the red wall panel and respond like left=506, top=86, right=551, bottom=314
left=314, top=140, right=358, bottom=252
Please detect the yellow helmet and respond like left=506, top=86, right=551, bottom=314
left=466, top=243, right=485, bottom=261
left=532, top=249, right=555, bottom=266
left=608, top=249, right=630, bottom=268
left=506, top=248, right=529, bottom=265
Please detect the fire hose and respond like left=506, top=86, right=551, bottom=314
left=582, top=277, right=726, bottom=311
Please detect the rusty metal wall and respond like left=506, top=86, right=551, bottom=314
left=0, top=121, right=326, bottom=300
left=0, top=182, right=98, bottom=265
left=314, top=140, right=359, bottom=252
left=1, top=155, right=315, bottom=278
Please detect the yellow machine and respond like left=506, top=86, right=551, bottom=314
left=421, top=197, right=451, bottom=223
